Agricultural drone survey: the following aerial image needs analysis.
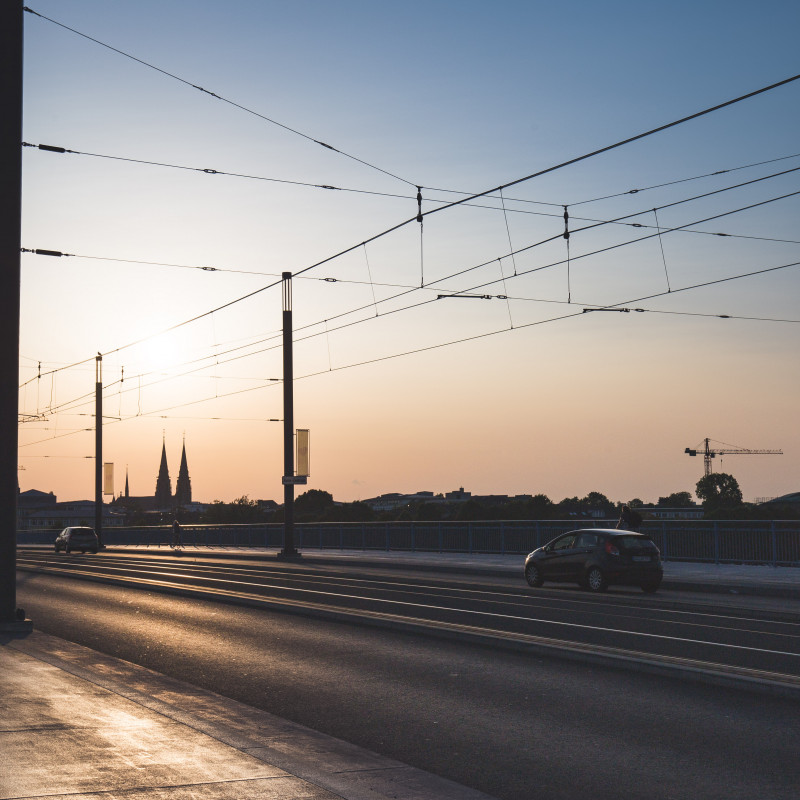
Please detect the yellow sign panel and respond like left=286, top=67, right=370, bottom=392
left=103, top=462, right=114, bottom=496
left=296, top=429, right=310, bottom=477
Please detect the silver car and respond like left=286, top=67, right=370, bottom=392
left=54, top=526, right=99, bottom=554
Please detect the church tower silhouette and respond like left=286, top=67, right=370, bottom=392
left=154, top=436, right=172, bottom=509
left=175, top=438, right=192, bottom=507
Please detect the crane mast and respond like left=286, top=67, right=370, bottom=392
left=685, top=438, right=782, bottom=476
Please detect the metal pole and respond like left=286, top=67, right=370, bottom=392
left=95, top=355, right=104, bottom=547
left=0, top=1, right=30, bottom=631
left=279, top=272, right=299, bottom=558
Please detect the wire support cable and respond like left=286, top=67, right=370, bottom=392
left=563, top=206, right=571, bottom=303
left=24, top=141, right=800, bottom=231
left=418, top=73, right=800, bottom=222
left=362, top=243, right=379, bottom=317
left=18, top=76, right=800, bottom=394
left=168, top=207, right=800, bottom=385
left=21, top=179, right=800, bottom=400
left=433, top=190, right=800, bottom=305
left=20, top=142, right=408, bottom=200
left=567, top=152, right=800, bottom=207
left=22, top=252, right=800, bottom=434
left=291, top=255, right=800, bottom=387
left=653, top=208, right=672, bottom=292
left=499, top=188, right=518, bottom=276
left=21, top=138, right=800, bottom=349
left=22, top=6, right=417, bottom=188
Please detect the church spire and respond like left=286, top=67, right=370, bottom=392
left=154, top=434, right=172, bottom=509
left=175, top=435, right=192, bottom=508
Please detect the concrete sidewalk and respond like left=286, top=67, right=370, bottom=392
left=0, top=631, right=496, bottom=800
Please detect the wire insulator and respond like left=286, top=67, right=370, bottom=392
left=416, top=187, right=423, bottom=223
left=563, top=206, right=570, bottom=240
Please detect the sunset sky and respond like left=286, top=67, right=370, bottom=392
left=18, top=0, right=800, bottom=506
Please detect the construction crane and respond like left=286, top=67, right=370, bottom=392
left=685, top=438, right=782, bottom=476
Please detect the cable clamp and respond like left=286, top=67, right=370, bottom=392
left=193, top=85, right=221, bottom=99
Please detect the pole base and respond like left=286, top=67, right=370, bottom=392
left=0, top=618, right=33, bottom=635
left=276, top=550, right=302, bottom=560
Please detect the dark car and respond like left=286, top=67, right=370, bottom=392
left=54, top=526, right=99, bottom=554
left=524, top=528, right=662, bottom=593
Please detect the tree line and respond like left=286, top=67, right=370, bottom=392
left=183, top=473, right=796, bottom=525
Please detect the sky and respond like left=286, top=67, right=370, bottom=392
left=17, top=0, right=800, bottom=506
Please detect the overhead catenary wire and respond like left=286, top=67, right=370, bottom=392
left=20, top=70, right=800, bottom=334
left=418, top=73, right=800, bottom=220
left=22, top=6, right=418, bottom=188
left=20, top=251, right=800, bottom=444
left=21, top=159, right=800, bottom=390
left=18, top=71, right=800, bottom=441
left=20, top=173, right=800, bottom=399
left=25, top=226, right=800, bottom=433
left=426, top=189, right=800, bottom=304
left=565, top=151, right=800, bottom=207
left=23, top=139, right=800, bottom=230
left=422, top=152, right=800, bottom=208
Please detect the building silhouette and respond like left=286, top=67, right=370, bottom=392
left=113, top=437, right=192, bottom=513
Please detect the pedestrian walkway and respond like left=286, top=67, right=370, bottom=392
left=0, top=631, right=495, bottom=800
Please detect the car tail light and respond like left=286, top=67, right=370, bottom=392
left=604, top=541, right=620, bottom=557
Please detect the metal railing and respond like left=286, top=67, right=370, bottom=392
left=17, top=519, right=800, bottom=566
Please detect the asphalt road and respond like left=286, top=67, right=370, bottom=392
left=15, top=558, right=800, bottom=800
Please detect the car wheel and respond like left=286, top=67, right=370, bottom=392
left=90, top=549, right=98, bottom=554
left=641, top=581, right=661, bottom=594
left=525, top=563, right=544, bottom=588
left=586, top=567, right=608, bottom=593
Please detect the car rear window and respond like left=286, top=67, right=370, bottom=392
left=615, top=535, right=657, bottom=551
